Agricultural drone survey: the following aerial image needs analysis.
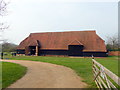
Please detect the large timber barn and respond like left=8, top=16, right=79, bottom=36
left=17, top=31, right=107, bottom=57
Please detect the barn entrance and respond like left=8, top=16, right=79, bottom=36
left=25, top=46, right=39, bottom=56
left=29, top=46, right=36, bottom=55
left=68, top=45, right=83, bottom=56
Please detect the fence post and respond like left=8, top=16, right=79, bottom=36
left=92, top=59, right=120, bottom=89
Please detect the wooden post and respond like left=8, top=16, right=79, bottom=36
left=25, top=46, right=30, bottom=55
left=92, top=59, right=120, bottom=89
left=36, top=46, right=38, bottom=56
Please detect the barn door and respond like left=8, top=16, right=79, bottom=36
left=25, top=46, right=37, bottom=55
left=29, top=46, right=36, bottom=55
left=68, top=45, right=83, bottom=56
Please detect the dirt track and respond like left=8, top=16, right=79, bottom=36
left=2, top=60, right=88, bottom=88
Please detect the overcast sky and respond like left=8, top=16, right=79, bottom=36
left=1, top=0, right=118, bottom=45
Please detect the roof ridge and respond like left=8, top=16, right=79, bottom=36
left=30, top=30, right=96, bottom=34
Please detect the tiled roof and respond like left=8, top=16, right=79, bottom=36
left=68, top=40, right=83, bottom=45
left=17, top=31, right=107, bottom=52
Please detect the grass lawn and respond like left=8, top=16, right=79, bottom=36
left=2, top=62, right=27, bottom=88
left=0, top=62, right=2, bottom=89
left=95, top=56, right=118, bottom=76
left=3, top=55, right=119, bottom=88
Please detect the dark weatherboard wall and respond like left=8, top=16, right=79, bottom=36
left=17, top=49, right=107, bottom=57
left=17, top=49, right=25, bottom=54
left=83, top=52, right=108, bottom=57
left=39, top=50, right=68, bottom=56
left=68, top=45, right=83, bottom=56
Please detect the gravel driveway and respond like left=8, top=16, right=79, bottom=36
left=2, top=60, right=88, bottom=88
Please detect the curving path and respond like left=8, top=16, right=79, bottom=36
left=2, top=60, right=88, bottom=88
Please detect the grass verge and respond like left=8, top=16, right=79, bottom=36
left=95, top=56, right=118, bottom=76
left=2, top=62, right=27, bottom=88
left=0, top=62, right=2, bottom=89
left=3, top=55, right=119, bottom=88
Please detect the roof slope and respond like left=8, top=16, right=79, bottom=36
left=17, top=31, right=107, bottom=52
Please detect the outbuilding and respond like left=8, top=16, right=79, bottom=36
left=17, top=31, right=107, bottom=57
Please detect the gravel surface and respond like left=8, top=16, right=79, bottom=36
left=2, top=60, right=88, bottom=88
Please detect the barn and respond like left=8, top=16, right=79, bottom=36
left=17, top=31, right=107, bottom=57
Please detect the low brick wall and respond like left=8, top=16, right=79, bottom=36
left=108, top=51, right=120, bottom=56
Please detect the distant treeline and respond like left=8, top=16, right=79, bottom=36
left=1, top=42, right=18, bottom=52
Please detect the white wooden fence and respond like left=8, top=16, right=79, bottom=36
left=92, top=59, right=120, bottom=89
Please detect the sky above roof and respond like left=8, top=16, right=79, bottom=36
left=2, top=0, right=118, bottom=45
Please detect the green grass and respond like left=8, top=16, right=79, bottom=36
left=3, top=55, right=119, bottom=88
left=0, top=62, right=2, bottom=89
left=95, top=56, right=118, bottom=76
left=2, top=62, right=27, bottom=88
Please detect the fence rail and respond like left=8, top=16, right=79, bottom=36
left=92, top=59, right=120, bottom=89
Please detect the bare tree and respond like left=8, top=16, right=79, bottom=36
left=0, top=0, right=8, bottom=16
left=0, top=0, right=9, bottom=59
left=106, top=33, right=119, bottom=51
left=0, top=0, right=9, bottom=30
